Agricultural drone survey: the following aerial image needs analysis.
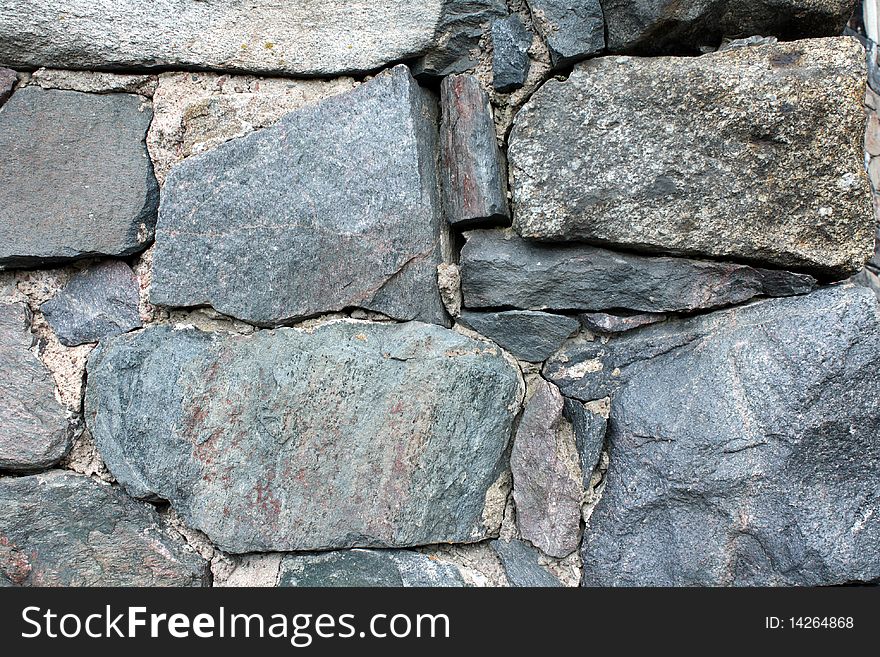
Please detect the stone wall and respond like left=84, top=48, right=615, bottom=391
left=1, top=0, right=878, bottom=587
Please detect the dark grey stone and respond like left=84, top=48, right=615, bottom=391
left=602, top=0, right=857, bottom=54
left=458, top=310, right=578, bottom=362
left=491, top=539, right=563, bottom=587
left=526, top=0, right=605, bottom=68
left=567, top=285, right=880, bottom=585
left=511, top=379, right=582, bottom=558
left=152, top=65, right=449, bottom=327
left=0, top=471, right=209, bottom=586
left=579, top=311, right=668, bottom=334
left=0, top=87, right=158, bottom=268
left=563, top=398, right=607, bottom=486
left=412, top=0, right=508, bottom=77
left=0, top=302, right=69, bottom=471
left=278, top=550, right=467, bottom=587
left=0, top=68, right=15, bottom=106
left=460, top=230, right=816, bottom=314
left=441, top=74, right=509, bottom=227
left=510, top=39, right=873, bottom=277
left=492, top=15, right=532, bottom=92
left=41, top=260, right=142, bottom=347
left=85, top=321, right=521, bottom=553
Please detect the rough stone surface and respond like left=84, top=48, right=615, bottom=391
left=511, top=379, right=582, bottom=558
left=562, top=398, right=607, bottom=487
left=603, top=0, right=858, bottom=54
left=147, top=71, right=357, bottom=185
left=86, top=321, right=522, bottom=553
left=458, top=310, right=579, bottom=362
left=550, top=285, right=880, bottom=585
left=0, top=302, right=69, bottom=471
left=509, top=38, right=873, bottom=277
left=491, top=539, right=563, bottom=587
left=278, top=550, right=467, bottom=587
left=0, top=1, right=443, bottom=77
left=412, top=0, right=508, bottom=77
left=441, top=74, right=510, bottom=226
left=0, top=471, right=208, bottom=586
left=0, top=87, right=158, bottom=268
left=152, top=66, right=449, bottom=327
left=579, top=311, right=668, bottom=334
left=41, top=261, right=142, bottom=347
left=28, top=68, right=157, bottom=96
left=460, top=230, right=816, bottom=313
left=492, top=15, right=532, bottom=92
left=0, top=67, right=15, bottom=106
left=526, top=0, right=605, bottom=68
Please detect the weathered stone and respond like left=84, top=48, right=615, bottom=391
left=0, top=1, right=443, bottom=77
left=851, top=267, right=880, bottom=301
left=152, top=66, right=449, bottom=327
left=491, top=539, right=563, bottom=587
left=0, top=67, right=15, bottom=106
left=0, top=471, right=208, bottom=586
left=412, top=0, right=508, bottom=77
left=41, top=261, right=142, bottom=347
left=28, top=68, right=157, bottom=97
left=458, top=310, right=579, bottom=362
left=554, top=285, right=880, bottom=585
left=441, top=74, right=510, bottom=227
left=509, top=38, right=873, bottom=277
left=492, top=15, right=533, bottom=92
left=562, top=398, right=607, bottom=486
left=0, top=302, right=69, bottom=471
left=460, top=230, right=816, bottom=313
left=602, top=0, right=857, bottom=54
left=579, top=312, right=668, bottom=334
left=526, top=0, right=605, bottom=68
left=0, top=87, right=158, bottom=268
left=86, top=321, right=522, bottom=553
left=511, top=379, right=582, bottom=558
left=278, top=550, right=467, bottom=587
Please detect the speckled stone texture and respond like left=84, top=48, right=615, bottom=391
left=85, top=321, right=522, bottom=553
left=0, top=68, right=15, bottom=106
left=526, top=0, right=605, bottom=68
left=492, top=15, right=532, bottom=92
left=509, top=38, right=873, bottom=277
left=278, top=550, right=467, bottom=587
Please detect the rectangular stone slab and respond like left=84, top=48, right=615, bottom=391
left=509, top=38, right=874, bottom=277
left=151, top=65, right=450, bottom=327
left=85, top=321, right=522, bottom=553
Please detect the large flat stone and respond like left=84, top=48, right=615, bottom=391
left=278, top=550, right=467, bottom=587
left=0, top=87, right=158, bottom=268
left=460, top=230, right=815, bottom=313
left=0, top=471, right=208, bottom=586
left=556, top=286, right=880, bottom=585
left=85, top=321, right=522, bottom=553
left=0, top=1, right=443, bottom=77
left=152, top=66, right=449, bottom=327
left=602, top=0, right=857, bottom=54
left=0, top=302, right=69, bottom=471
left=509, top=38, right=873, bottom=277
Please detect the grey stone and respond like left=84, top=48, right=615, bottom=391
left=0, top=302, right=69, bottom=471
left=562, top=398, right=607, bottom=486
left=152, top=66, right=449, bottom=327
left=278, top=550, right=467, bottom=587
left=491, top=539, right=563, bottom=587
left=0, top=471, right=208, bottom=586
left=559, top=285, right=880, bottom=585
left=460, top=230, right=816, bottom=314
left=458, top=310, right=579, bottom=362
left=41, top=261, right=142, bottom=347
left=492, top=15, right=533, bottom=92
left=0, top=67, right=15, bottom=106
left=526, top=0, right=605, bottom=68
left=511, top=379, right=582, bottom=558
left=85, top=321, right=522, bottom=553
left=0, top=1, right=443, bottom=77
left=412, top=0, right=508, bottom=77
left=579, top=312, right=668, bottom=334
left=0, top=87, right=158, bottom=268
left=602, top=0, right=857, bottom=54
left=851, top=268, right=880, bottom=301
left=441, top=74, right=510, bottom=227
left=509, top=38, right=874, bottom=277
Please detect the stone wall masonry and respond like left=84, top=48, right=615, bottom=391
left=1, top=2, right=878, bottom=588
